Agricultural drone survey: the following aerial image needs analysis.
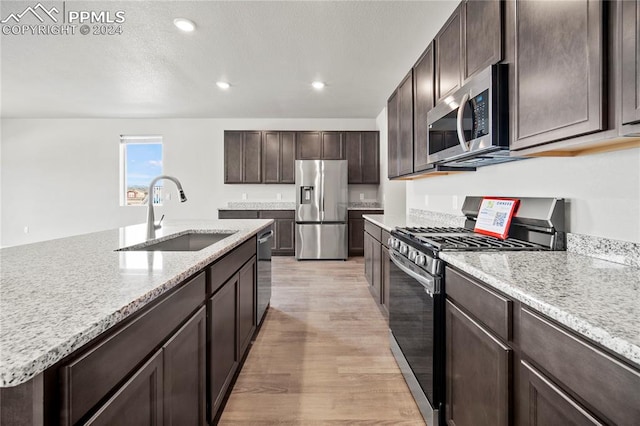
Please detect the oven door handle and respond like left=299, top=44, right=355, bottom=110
left=456, top=92, right=471, bottom=152
left=389, top=249, right=438, bottom=297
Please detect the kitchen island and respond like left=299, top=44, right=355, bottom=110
left=0, top=219, right=272, bottom=424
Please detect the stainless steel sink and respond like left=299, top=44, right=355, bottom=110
left=119, top=231, right=236, bottom=252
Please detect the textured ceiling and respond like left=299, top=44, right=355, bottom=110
left=0, top=0, right=457, bottom=118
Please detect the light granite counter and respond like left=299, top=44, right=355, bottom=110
left=0, top=219, right=272, bottom=387
left=441, top=251, right=640, bottom=367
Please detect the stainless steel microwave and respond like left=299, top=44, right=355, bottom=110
left=426, top=64, right=509, bottom=166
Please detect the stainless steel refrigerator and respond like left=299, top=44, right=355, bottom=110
left=295, top=160, right=348, bottom=260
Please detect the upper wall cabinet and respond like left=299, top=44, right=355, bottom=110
left=345, top=131, right=380, bottom=184
left=462, top=0, right=503, bottom=80
left=224, top=131, right=262, bottom=184
left=398, top=71, right=415, bottom=176
left=435, top=5, right=463, bottom=102
left=263, top=131, right=296, bottom=184
left=296, top=131, right=345, bottom=160
left=621, top=0, right=640, bottom=127
left=511, top=0, right=605, bottom=151
left=413, top=42, right=435, bottom=172
left=387, top=90, right=400, bottom=179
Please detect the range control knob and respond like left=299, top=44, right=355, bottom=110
left=391, top=239, right=401, bottom=249
left=400, top=244, right=409, bottom=255
left=388, top=237, right=394, bottom=247
left=415, top=255, right=426, bottom=266
left=408, top=250, right=417, bottom=262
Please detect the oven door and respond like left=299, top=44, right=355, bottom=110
left=388, top=249, right=444, bottom=424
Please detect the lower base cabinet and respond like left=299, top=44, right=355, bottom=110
left=363, top=219, right=390, bottom=317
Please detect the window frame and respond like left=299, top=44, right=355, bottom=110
left=119, top=135, right=164, bottom=207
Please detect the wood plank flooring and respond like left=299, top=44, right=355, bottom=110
left=218, top=257, right=426, bottom=425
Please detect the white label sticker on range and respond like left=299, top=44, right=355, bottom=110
left=474, top=198, right=519, bottom=239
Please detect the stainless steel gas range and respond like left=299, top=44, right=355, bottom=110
left=387, top=197, right=566, bottom=426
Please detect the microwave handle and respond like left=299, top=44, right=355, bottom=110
left=456, top=92, right=471, bottom=152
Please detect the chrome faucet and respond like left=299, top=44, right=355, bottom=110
left=146, top=175, right=187, bottom=239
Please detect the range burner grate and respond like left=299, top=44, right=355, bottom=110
left=418, top=234, right=544, bottom=251
left=399, top=226, right=472, bottom=234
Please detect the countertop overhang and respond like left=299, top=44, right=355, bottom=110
left=0, top=219, right=272, bottom=387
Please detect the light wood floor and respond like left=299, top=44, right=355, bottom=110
left=218, top=257, right=426, bottom=425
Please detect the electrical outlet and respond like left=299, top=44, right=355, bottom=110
left=359, top=193, right=364, bottom=201
left=23, top=226, right=29, bottom=234
left=242, top=193, right=247, bottom=200
left=452, top=195, right=459, bottom=210
left=166, top=192, right=172, bottom=201
left=276, top=193, right=282, bottom=200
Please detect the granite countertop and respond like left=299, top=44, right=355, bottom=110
left=221, top=201, right=383, bottom=211
left=441, top=251, right=640, bottom=367
left=364, top=210, right=640, bottom=367
left=0, top=219, right=272, bottom=387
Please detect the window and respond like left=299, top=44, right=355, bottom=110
left=120, top=135, right=163, bottom=206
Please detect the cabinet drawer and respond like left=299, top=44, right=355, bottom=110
left=364, top=220, right=382, bottom=242
left=209, top=237, right=256, bottom=295
left=61, top=272, right=206, bottom=425
left=446, top=267, right=511, bottom=341
left=521, top=308, right=640, bottom=425
left=218, top=210, right=259, bottom=219
left=381, top=230, right=391, bottom=248
left=259, top=210, right=294, bottom=219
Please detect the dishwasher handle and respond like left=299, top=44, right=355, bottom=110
left=258, top=230, right=274, bottom=244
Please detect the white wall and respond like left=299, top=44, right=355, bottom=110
left=0, top=118, right=377, bottom=247
left=406, top=148, right=640, bottom=243
left=377, top=107, right=406, bottom=216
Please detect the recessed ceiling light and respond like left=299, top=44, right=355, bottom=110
left=216, top=81, right=231, bottom=90
left=312, top=81, right=325, bottom=90
left=173, top=18, right=196, bottom=32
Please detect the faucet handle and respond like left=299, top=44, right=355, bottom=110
left=155, top=214, right=165, bottom=230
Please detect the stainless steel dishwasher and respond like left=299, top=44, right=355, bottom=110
left=256, top=227, right=273, bottom=325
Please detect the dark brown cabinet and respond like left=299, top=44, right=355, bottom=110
left=296, top=131, right=344, bottom=160
left=363, top=231, right=378, bottom=297
left=85, top=350, right=164, bottom=426
left=398, top=71, right=414, bottom=176
left=263, top=131, right=296, bottom=183
left=219, top=210, right=294, bottom=255
left=462, top=0, right=502, bottom=81
left=363, top=219, right=390, bottom=317
left=209, top=273, right=239, bottom=418
left=511, top=0, right=605, bottom=150
left=162, top=307, right=206, bottom=426
left=238, top=257, right=256, bottom=357
left=381, top=246, right=391, bottom=315
left=436, top=5, right=463, bottom=102
left=224, top=131, right=262, bottom=183
left=345, top=131, right=380, bottom=184
left=348, top=210, right=384, bottom=257
left=413, top=43, right=435, bottom=172
left=445, top=299, right=511, bottom=426
left=621, top=0, right=640, bottom=126
left=387, top=90, right=400, bottom=178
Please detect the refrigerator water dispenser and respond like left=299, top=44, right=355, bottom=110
left=300, top=186, right=314, bottom=204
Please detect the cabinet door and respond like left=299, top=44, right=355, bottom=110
left=387, top=91, right=400, bottom=178
left=262, top=131, right=281, bottom=183
left=346, top=132, right=363, bottom=183
left=436, top=5, right=463, bottom=101
left=512, top=0, right=604, bottom=150
left=381, top=247, right=391, bottom=315
left=398, top=71, right=414, bottom=176
left=85, top=351, right=163, bottom=426
left=361, top=132, right=379, bottom=183
left=446, top=300, right=510, bottom=426
left=621, top=0, right=640, bottom=125
left=372, top=238, right=382, bottom=302
left=276, top=218, right=295, bottom=253
left=348, top=217, right=365, bottom=256
left=413, top=43, right=435, bottom=172
left=238, top=257, right=256, bottom=357
left=363, top=232, right=374, bottom=286
left=224, top=131, right=243, bottom=183
left=163, top=307, right=206, bottom=426
left=321, top=131, right=344, bottom=159
left=209, top=276, right=238, bottom=419
left=520, top=361, right=603, bottom=426
left=280, top=132, right=296, bottom=183
left=463, top=0, right=502, bottom=81
left=243, top=131, right=262, bottom=183
left=296, top=131, right=322, bottom=159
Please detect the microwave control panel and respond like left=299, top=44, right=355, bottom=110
left=470, top=89, right=489, bottom=139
